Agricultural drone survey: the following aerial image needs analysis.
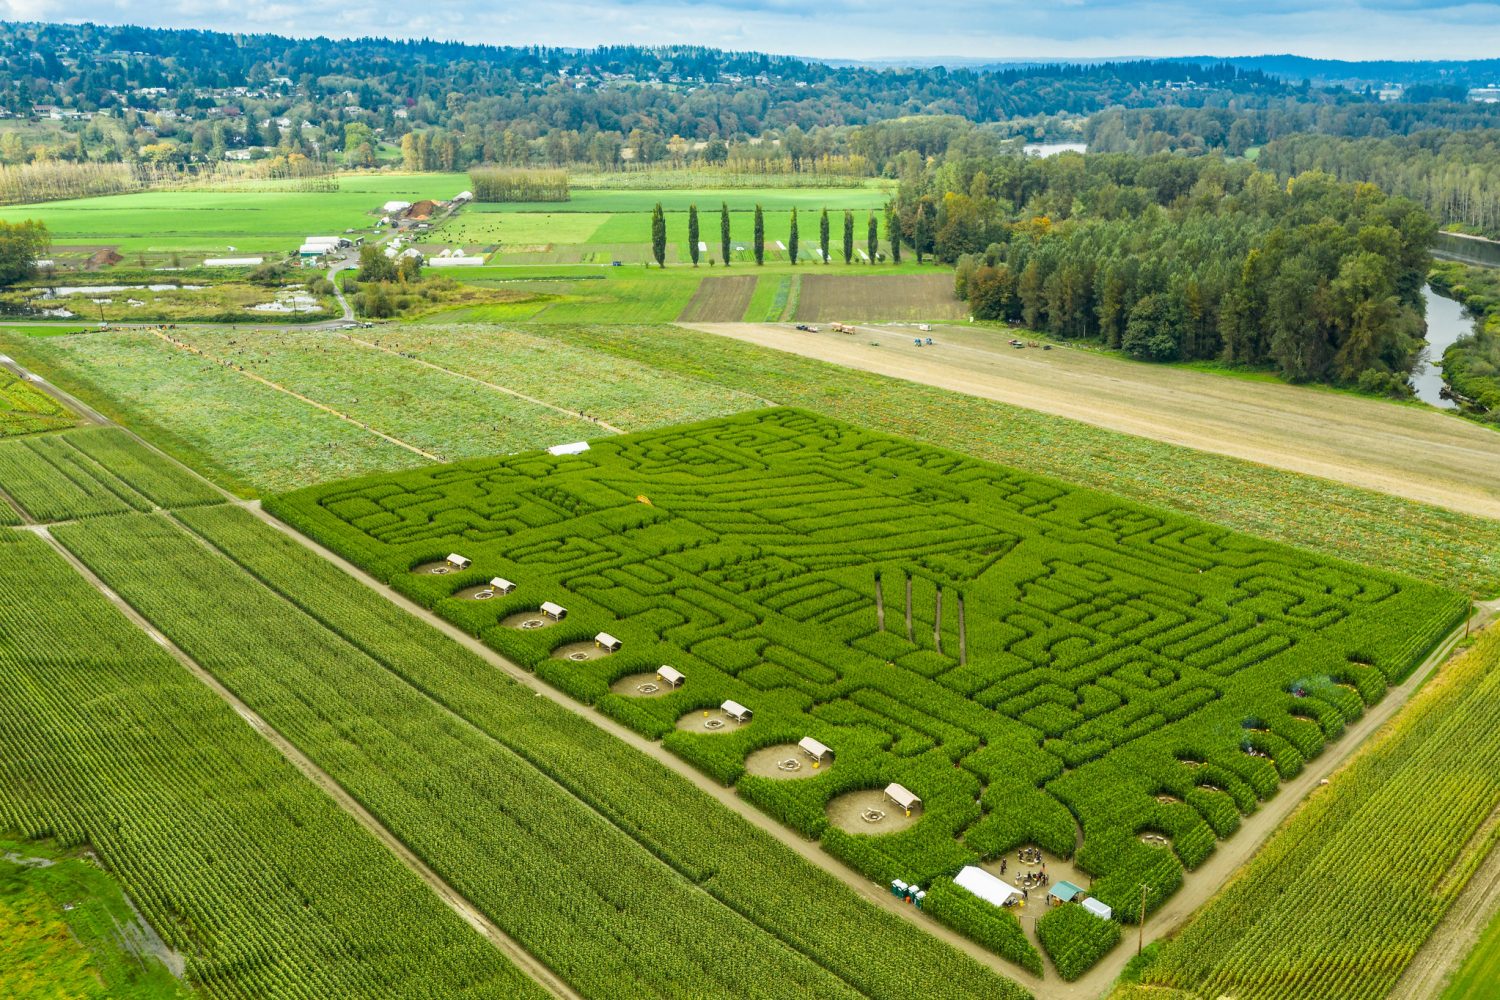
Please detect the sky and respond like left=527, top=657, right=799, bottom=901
left=3, top=0, right=1500, bottom=62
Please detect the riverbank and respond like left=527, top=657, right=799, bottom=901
left=1428, top=261, right=1500, bottom=422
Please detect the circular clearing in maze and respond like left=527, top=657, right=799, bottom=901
left=501, top=611, right=554, bottom=630
left=610, top=672, right=669, bottom=698
left=552, top=641, right=608, bottom=661
left=825, top=788, right=920, bottom=835
left=675, top=708, right=745, bottom=733
left=744, top=743, right=833, bottom=780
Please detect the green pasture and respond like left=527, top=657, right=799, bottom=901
left=1443, top=906, right=1500, bottom=1000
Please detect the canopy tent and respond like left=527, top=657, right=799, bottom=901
left=953, top=866, right=1022, bottom=908
left=547, top=441, right=590, bottom=456
left=1082, top=897, right=1113, bottom=920
left=798, top=737, right=833, bottom=763
left=721, top=700, right=753, bottom=722
left=656, top=665, right=685, bottom=687
left=595, top=632, right=622, bottom=652
left=540, top=601, right=567, bottom=620
left=1049, top=880, right=1086, bottom=903
left=884, top=783, right=922, bottom=813
left=444, top=553, right=471, bottom=570
left=489, top=577, right=515, bottom=594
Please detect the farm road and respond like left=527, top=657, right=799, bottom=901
left=683, top=322, right=1500, bottom=522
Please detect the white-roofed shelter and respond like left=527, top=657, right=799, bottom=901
left=1082, top=897, right=1113, bottom=920
left=884, top=783, right=922, bottom=815
left=656, top=665, right=685, bottom=688
left=953, top=866, right=1023, bottom=908
left=540, top=602, right=567, bottom=620
left=595, top=632, right=622, bottom=652
left=489, top=577, right=516, bottom=595
left=721, top=700, right=753, bottom=723
left=798, top=737, right=833, bottom=765
left=444, top=553, right=472, bottom=570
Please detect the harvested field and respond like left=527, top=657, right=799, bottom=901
left=794, top=274, right=967, bottom=322
left=678, top=275, right=758, bottom=322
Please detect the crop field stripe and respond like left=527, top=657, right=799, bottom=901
left=335, top=334, right=626, bottom=434
left=51, top=511, right=996, bottom=1000
left=678, top=275, right=757, bottom=323
left=29, top=522, right=579, bottom=1000
left=173, top=502, right=1027, bottom=997
left=144, top=328, right=442, bottom=460
left=0, top=529, right=551, bottom=1000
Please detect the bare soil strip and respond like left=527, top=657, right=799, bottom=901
left=30, top=524, right=581, bottom=1000
left=794, top=274, right=968, bottom=322
left=144, top=327, right=440, bottom=460
left=678, top=275, right=758, bottom=323
left=682, top=321, right=1500, bottom=521
left=337, top=333, right=624, bottom=433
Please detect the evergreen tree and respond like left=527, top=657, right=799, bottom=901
left=788, top=207, right=799, bottom=265
left=650, top=202, right=666, bottom=268
left=887, top=205, right=902, bottom=264
left=914, top=205, right=931, bottom=264
left=720, top=202, right=732, bottom=266
left=753, top=204, right=765, bottom=265
left=867, top=212, right=879, bottom=263
left=687, top=204, right=700, bottom=267
left=819, top=208, right=830, bottom=264
left=842, top=210, right=854, bottom=263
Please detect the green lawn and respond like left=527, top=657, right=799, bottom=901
left=0, top=838, right=194, bottom=1000
left=1443, top=902, right=1500, bottom=999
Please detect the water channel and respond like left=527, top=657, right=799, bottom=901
left=1413, top=284, right=1479, bottom=409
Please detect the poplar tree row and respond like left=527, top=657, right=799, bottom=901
left=652, top=202, right=902, bottom=266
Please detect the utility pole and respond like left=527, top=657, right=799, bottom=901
left=1138, top=883, right=1148, bottom=955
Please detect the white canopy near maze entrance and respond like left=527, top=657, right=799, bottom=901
left=953, top=866, right=1022, bottom=908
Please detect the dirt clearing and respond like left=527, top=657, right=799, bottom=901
left=680, top=321, right=1500, bottom=522
left=794, top=274, right=967, bottom=322
left=678, top=275, right=757, bottom=322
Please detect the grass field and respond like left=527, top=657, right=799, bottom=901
left=1443, top=905, right=1500, bottom=999
left=1126, top=623, right=1500, bottom=1000
left=268, top=408, right=1466, bottom=978
left=0, top=366, right=74, bottom=438
left=0, top=838, right=193, bottom=1000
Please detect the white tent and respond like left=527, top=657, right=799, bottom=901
left=953, top=866, right=1022, bottom=908
left=595, top=632, right=622, bottom=652
left=204, top=257, right=264, bottom=267
left=884, top=782, right=922, bottom=813
left=541, top=601, right=568, bottom=620
left=657, top=665, right=685, bottom=687
left=429, top=256, right=484, bottom=267
left=382, top=200, right=412, bottom=214
left=798, top=737, right=833, bottom=763
left=1082, top=897, right=1113, bottom=920
left=489, top=577, right=516, bottom=594
left=721, top=700, right=753, bottom=722
left=444, top=553, right=471, bottom=570
left=548, top=441, right=590, bottom=456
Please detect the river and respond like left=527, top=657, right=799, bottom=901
left=1412, top=284, right=1477, bottom=409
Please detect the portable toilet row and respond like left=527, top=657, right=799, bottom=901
left=888, top=879, right=926, bottom=909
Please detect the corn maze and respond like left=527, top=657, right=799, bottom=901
left=271, top=408, right=1466, bottom=976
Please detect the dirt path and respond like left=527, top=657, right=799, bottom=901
left=143, top=327, right=440, bottom=460
left=1388, top=806, right=1500, bottom=1000
left=29, top=523, right=581, bottom=1000
left=683, top=322, right=1500, bottom=521
left=336, top=333, right=624, bottom=433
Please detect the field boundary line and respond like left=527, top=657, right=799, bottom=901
left=142, top=327, right=441, bottom=460
left=33, top=521, right=581, bottom=1000
left=335, top=333, right=625, bottom=433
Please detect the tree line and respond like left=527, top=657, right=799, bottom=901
left=648, top=203, right=895, bottom=267
left=903, top=155, right=1436, bottom=393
